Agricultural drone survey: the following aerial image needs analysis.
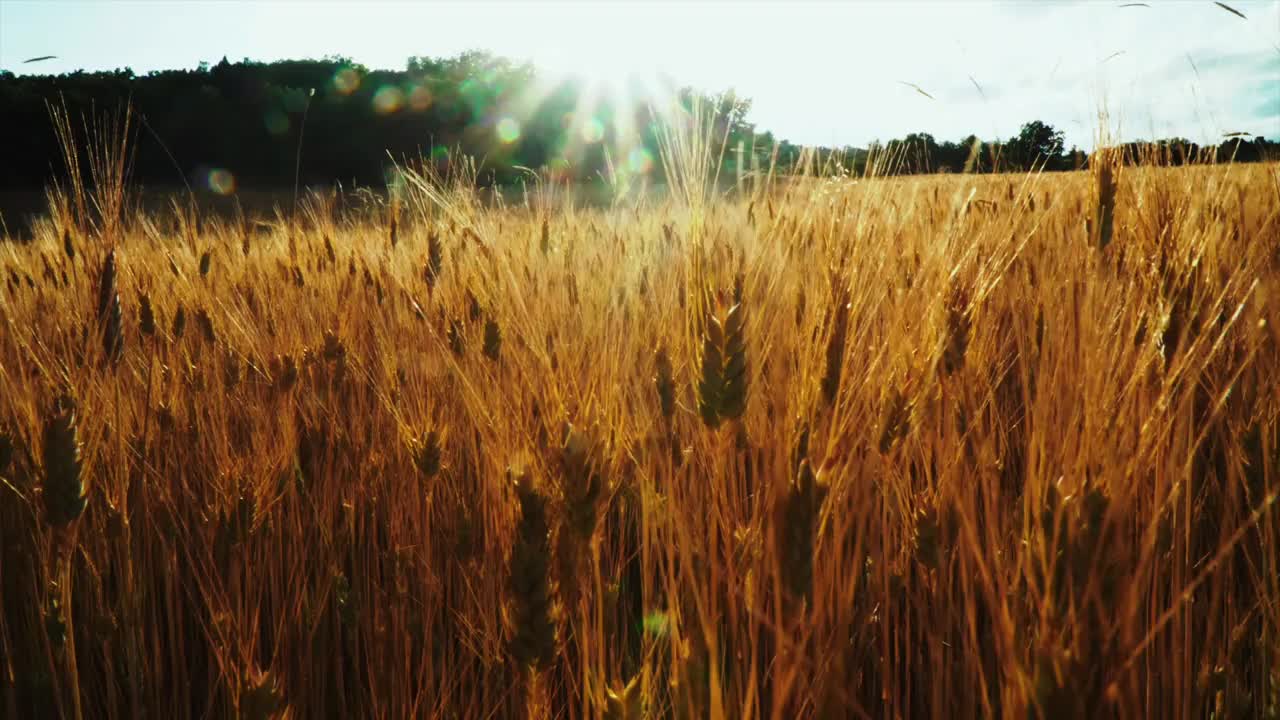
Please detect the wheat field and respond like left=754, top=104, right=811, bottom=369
left=1, top=117, right=1279, bottom=720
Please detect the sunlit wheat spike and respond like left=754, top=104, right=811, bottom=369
left=172, top=305, right=186, bottom=339
left=138, top=293, right=156, bottom=336
left=942, top=285, right=970, bottom=376
left=102, top=289, right=124, bottom=362
left=878, top=388, right=912, bottom=454
left=561, top=424, right=604, bottom=539
left=425, top=229, right=443, bottom=289
left=913, top=502, right=958, bottom=571
left=447, top=318, right=465, bottom=356
left=655, top=347, right=676, bottom=421
left=482, top=316, right=502, bottom=361
left=777, top=459, right=828, bottom=603
left=410, top=429, right=441, bottom=478
left=41, top=253, right=57, bottom=286
left=556, top=424, right=605, bottom=612
left=720, top=303, right=748, bottom=421
left=821, top=287, right=851, bottom=406
left=0, top=425, right=13, bottom=476
left=697, top=310, right=726, bottom=428
left=323, top=234, right=335, bottom=264
left=508, top=470, right=557, bottom=670
left=791, top=420, right=811, bottom=473
left=240, top=670, right=284, bottom=720
left=276, top=353, right=298, bottom=391
left=1162, top=285, right=1193, bottom=369
left=1093, top=148, right=1117, bottom=250
left=97, top=249, right=124, bottom=363
left=223, top=349, right=241, bottom=390
left=697, top=300, right=748, bottom=427
left=42, top=393, right=86, bottom=527
left=195, top=307, right=216, bottom=344
left=604, top=672, right=643, bottom=720
left=320, top=330, right=347, bottom=373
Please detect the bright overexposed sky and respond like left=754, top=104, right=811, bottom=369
left=1, top=0, right=1277, bottom=149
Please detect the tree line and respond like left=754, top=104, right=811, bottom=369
left=866, top=120, right=1278, bottom=176
left=0, top=53, right=1275, bottom=195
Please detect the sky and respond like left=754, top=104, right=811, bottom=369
left=1, top=0, right=1277, bottom=150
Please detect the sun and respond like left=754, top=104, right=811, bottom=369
left=494, top=60, right=678, bottom=185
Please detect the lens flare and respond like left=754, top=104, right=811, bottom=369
left=332, top=68, right=360, bottom=95
left=263, top=110, right=289, bottom=135
left=581, top=117, right=604, bottom=144
left=643, top=611, right=670, bottom=637
left=282, top=89, right=308, bottom=114
left=207, top=168, right=236, bottom=195
left=627, top=147, right=654, bottom=174
left=373, top=85, right=405, bottom=115
left=408, top=85, right=432, bottom=111
left=496, top=117, right=521, bottom=144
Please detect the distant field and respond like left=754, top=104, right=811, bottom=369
left=1, top=158, right=1278, bottom=719
left=1, top=179, right=670, bottom=241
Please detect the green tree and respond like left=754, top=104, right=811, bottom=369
left=1006, top=120, right=1066, bottom=171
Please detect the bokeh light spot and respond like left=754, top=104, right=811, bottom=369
left=581, top=117, right=604, bottom=144
left=282, top=89, right=308, bottom=114
left=627, top=147, right=654, bottom=174
left=496, top=117, right=521, bottom=144
left=643, top=611, right=669, bottom=637
left=264, top=109, right=289, bottom=135
left=408, top=85, right=433, bottom=111
left=373, top=85, right=405, bottom=115
left=207, top=168, right=236, bottom=195
left=332, top=68, right=360, bottom=95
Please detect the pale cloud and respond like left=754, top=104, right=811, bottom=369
left=1, top=0, right=1276, bottom=149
